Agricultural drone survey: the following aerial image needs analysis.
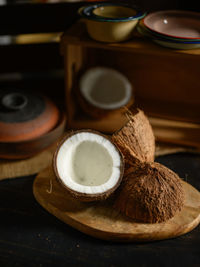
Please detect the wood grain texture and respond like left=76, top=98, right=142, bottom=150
left=33, top=166, right=200, bottom=242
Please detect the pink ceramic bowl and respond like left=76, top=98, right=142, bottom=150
left=143, top=10, right=200, bottom=40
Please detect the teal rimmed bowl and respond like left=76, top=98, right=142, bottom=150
left=79, top=3, right=146, bottom=42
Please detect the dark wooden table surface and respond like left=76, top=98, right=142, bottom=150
left=0, top=152, right=200, bottom=267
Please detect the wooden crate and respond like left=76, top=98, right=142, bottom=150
left=60, top=20, right=200, bottom=148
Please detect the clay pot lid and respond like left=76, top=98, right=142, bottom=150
left=0, top=88, right=60, bottom=142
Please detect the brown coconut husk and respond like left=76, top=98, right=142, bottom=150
left=114, top=162, right=185, bottom=223
left=112, top=108, right=155, bottom=176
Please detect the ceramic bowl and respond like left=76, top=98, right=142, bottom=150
left=143, top=10, right=200, bottom=40
left=138, top=20, right=200, bottom=44
left=79, top=3, right=146, bottom=43
left=153, top=39, right=200, bottom=49
left=137, top=22, right=200, bottom=49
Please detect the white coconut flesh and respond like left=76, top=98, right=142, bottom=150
left=55, top=132, right=122, bottom=194
left=80, top=67, right=132, bottom=110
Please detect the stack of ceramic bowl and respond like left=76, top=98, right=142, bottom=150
left=137, top=10, right=200, bottom=49
left=79, top=2, right=146, bottom=42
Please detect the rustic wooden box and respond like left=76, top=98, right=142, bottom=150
left=60, top=21, right=200, bottom=148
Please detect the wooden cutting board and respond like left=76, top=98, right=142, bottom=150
left=33, top=167, right=200, bottom=242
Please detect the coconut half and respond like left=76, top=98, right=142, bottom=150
left=114, top=162, right=185, bottom=223
left=78, top=67, right=134, bottom=118
left=112, top=109, right=155, bottom=176
left=53, top=130, right=124, bottom=202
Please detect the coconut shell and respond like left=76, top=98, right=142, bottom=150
left=121, top=151, right=142, bottom=178
left=112, top=109, right=155, bottom=165
left=53, top=129, right=124, bottom=202
left=77, top=86, right=135, bottom=119
left=114, top=162, right=185, bottom=223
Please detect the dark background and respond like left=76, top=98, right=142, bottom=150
left=0, top=2, right=200, bottom=266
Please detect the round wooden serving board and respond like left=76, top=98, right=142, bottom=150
left=33, top=167, right=200, bottom=242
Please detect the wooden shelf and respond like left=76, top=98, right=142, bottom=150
left=61, top=20, right=200, bottom=57
left=138, top=98, right=200, bottom=124
left=60, top=20, right=200, bottom=148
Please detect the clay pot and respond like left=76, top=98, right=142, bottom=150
left=0, top=88, right=67, bottom=159
left=0, top=89, right=59, bottom=142
left=0, top=112, right=66, bottom=159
